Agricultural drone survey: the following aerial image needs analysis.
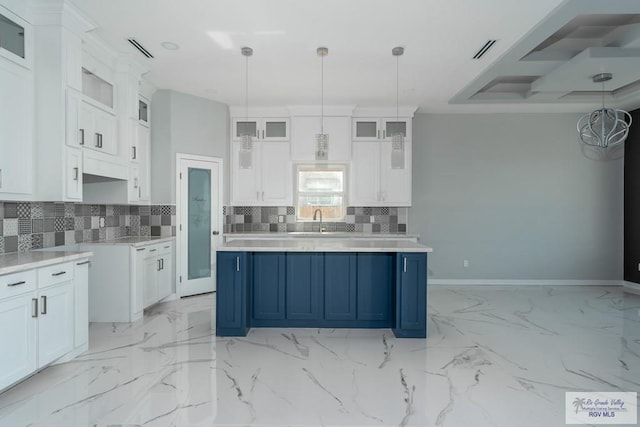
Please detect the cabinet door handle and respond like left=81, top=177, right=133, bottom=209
left=136, top=247, right=146, bottom=251
left=138, top=187, right=141, bottom=198
left=76, top=260, right=90, bottom=266
left=7, top=280, right=26, bottom=287
left=161, top=258, right=164, bottom=270
left=382, top=130, right=386, bottom=139
left=73, top=167, right=79, bottom=181
left=132, top=146, right=137, bottom=160
left=99, top=133, right=103, bottom=148
left=377, top=130, right=380, bottom=139
left=32, top=298, right=38, bottom=318
left=403, top=257, right=407, bottom=273
left=262, top=191, right=265, bottom=201
left=157, top=259, right=161, bottom=271
left=41, top=295, right=47, bottom=315
left=134, top=177, right=138, bottom=189
left=79, top=128, right=85, bottom=145
left=236, top=256, right=240, bottom=272
left=256, top=191, right=259, bottom=200
left=262, top=129, right=265, bottom=139
left=164, top=245, right=171, bottom=248
left=149, top=248, right=157, bottom=252
left=52, top=271, right=67, bottom=276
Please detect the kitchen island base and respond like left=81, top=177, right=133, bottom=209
left=216, top=251, right=427, bottom=338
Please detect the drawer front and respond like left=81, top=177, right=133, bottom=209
left=144, top=243, right=162, bottom=259
left=37, top=262, right=74, bottom=288
left=158, top=243, right=172, bottom=256
left=0, top=270, right=37, bottom=299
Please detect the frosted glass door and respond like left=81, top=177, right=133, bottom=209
left=188, top=167, right=211, bottom=280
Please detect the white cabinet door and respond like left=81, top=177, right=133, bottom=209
left=380, top=141, right=411, bottom=206
left=291, top=116, right=350, bottom=161
left=93, top=108, right=117, bottom=155
left=0, top=294, right=37, bottom=390
left=381, top=118, right=411, bottom=141
left=262, top=118, right=289, bottom=141
left=37, top=282, right=73, bottom=367
left=131, top=247, right=146, bottom=319
left=73, top=260, right=90, bottom=350
left=0, top=58, right=32, bottom=196
left=65, top=89, right=84, bottom=148
left=157, top=251, right=172, bottom=301
left=65, top=148, right=83, bottom=201
left=352, top=118, right=381, bottom=141
left=261, top=142, right=292, bottom=205
left=136, top=125, right=150, bottom=202
left=231, top=142, right=259, bottom=205
left=351, top=141, right=381, bottom=206
left=143, top=254, right=159, bottom=308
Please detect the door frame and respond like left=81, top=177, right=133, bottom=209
left=175, top=153, right=224, bottom=297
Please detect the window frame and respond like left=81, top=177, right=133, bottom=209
left=295, top=164, right=348, bottom=222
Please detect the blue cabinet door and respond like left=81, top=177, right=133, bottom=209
left=393, top=253, right=427, bottom=338
left=252, top=253, right=285, bottom=320
left=357, top=253, right=392, bottom=321
left=216, top=252, right=248, bottom=336
left=286, top=253, right=322, bottom=320
left=324, top=253, right=356, bottom=321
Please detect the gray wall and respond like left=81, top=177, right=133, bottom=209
left=150, top=90, right=230, bottom=204
left=409, top=113, right=623, bottom=281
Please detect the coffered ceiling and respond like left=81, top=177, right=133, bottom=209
left=64, top=0, right=640, bottom=113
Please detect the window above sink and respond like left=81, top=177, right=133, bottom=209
left=295, top=164, right=347, bottom=222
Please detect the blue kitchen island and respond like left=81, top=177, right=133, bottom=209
left=215, top=239, right=432, bottom=338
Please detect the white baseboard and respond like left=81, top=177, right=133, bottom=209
left=428, top=279, right=624, bottom=286
left=623, top=281, right=640, bottom=295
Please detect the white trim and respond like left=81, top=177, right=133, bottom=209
left=175, top=153, right=224, bottom=298
left=623, top=281, right=640, bottom=295
left=428, top=279, right=624, bottom=287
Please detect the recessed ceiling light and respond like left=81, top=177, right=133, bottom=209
left=161, top=41, right=180, bottom=50
left=208, top=31, right=234, bottom=50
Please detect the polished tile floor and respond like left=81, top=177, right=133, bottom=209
left=0, top=286, right=638, bottom=426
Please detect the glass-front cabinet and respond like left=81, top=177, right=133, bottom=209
left=352, top=118, right=410, bottom=141
left=232, top=117, right=289, bottom=142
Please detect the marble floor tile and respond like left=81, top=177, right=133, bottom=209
left=0, top=286, right=638, bottom=426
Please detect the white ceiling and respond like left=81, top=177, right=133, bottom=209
left=66, top=0, right=640, bottom=113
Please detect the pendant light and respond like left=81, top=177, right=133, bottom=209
left=391, top=46, right=405, bottom=169
left=239, top=46, right=253, bottom=169
left=316, top=47, right=329, bottom=161
left=577, top=73, right=632, bottom=149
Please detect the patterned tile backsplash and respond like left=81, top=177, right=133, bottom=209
left=222, top=206, right=408, bottom=234
left=0, top=202, right=175, bottom=255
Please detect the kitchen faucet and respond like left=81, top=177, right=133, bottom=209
left=313, top=208, right=325, bottom=232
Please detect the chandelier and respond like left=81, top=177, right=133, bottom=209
left=577, top=73, right=632, bottom=149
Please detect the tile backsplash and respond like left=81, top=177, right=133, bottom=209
left=0, top=202, right=176, bottom=255
left=223, top=206, right=407, bottom=234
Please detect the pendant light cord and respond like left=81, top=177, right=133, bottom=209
left=321, top=52, right=324, bottom=134
left=245, top=54, right=249, bottom=122
left=396, top=54, right=399, bottom=121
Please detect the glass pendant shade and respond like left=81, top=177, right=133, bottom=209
left=577, top=73, right=632, bottom=149
left=316, top=133, right=328, bottom=160
left=316, top=47, right=329, bottom=161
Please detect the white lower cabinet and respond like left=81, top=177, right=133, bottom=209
left=0, top=293, right=37, bottom=389
left=0, top=257, right=90, bottom=392
left=143, top=243, right=173, bottom=308
left=37, top=281, right=74, bottom=367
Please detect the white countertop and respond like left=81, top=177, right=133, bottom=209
left=217, top=239, right=432, bottom=253
left=225, top=232, right=419, bottom=239
left=0, top=251, right=94, bottom=276
left=79, top=236, right=175, bottom=247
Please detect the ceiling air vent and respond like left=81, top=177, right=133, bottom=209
left=127, top=38, right=154, bottom=59
left=472, top=39, right=497, bottom=59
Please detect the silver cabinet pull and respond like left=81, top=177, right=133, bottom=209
left=134, top=177, right=139, bottom=189
left=99, top=133, right=103, bottom=148
left=79, top=128, right=85, bottom=145
left=262, top=191, right=265, bottom=201
left=212, top=231, right=219, bottom=236
left=403, top=257, right=407, bottom=273
left=157, top=259, right=161, bottom=271
left=136, top=247, right=146, bottom=251
left=138, top=187, right=141, bottom=198
left=149, top=248, right=157, bottom=252
left=76, top=260, right=90, bottom=266
left=236, top=256, right=240, bottom=272
left=41, top=295, right=47, bottom=315
left=32, top=298, right=38, bottom=318
left=382, top=130, right=386, bottom=139
left=377, top=130, right=380, bottom=139
left=73, top=167, right=79, bottom=181
left=256, top=191, right=259, bottom=200
left=7, top=281, right=26, bottom=287
left=95, top=133, right=100, bottom=148
left=161, top=258, right=164, bottom=270
left=52, top=271, right=67, bottom=276
left=164, top=245, right=171, bottom=249
left=132, top=146, right=137, bottom=160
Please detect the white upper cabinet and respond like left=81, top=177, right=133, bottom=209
left=290, top=116, right=351, bottom=161
left=79, top=99, right=118, bottom=156
left=0, top=56, right=33, bottom=198
left=352, top=117, right=411, bottom=142
left=231, top=141, right=292, bottom=206
left=232, top=117, right=290, bottom=142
